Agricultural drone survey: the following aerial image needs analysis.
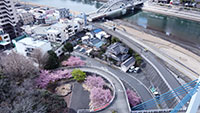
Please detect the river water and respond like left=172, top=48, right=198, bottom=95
left=21, top=0, right=200, bottom=47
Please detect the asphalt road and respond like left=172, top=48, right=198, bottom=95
left=93, top=22, right=182, bottom=99
left=69, top=82, right=90, bottom=113
left=73, top=52, right=153, bottom=103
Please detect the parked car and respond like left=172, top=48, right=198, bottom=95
left=134, top=67, right=140, bottom=73
left=74, top=45, right=81, bottom=51
left=143, top=48, right=148, bottom=52
left=79, top=48, right=86, bottom=54
left=128, top=66, right=135, bottom=73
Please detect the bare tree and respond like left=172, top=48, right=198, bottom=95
left=0, top=52, right=38, bottom=81
left=31, top=48, right=44, bottom=68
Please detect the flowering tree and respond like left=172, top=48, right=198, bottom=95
left=85, top=75, right=105, bottom=90
left=36, top=69, right=72, bottom=88
left=126, top=89, right=141, bottom=107
left=62, top=56, right=85, bottom=67
left=90, top=87, right=112, bottom=109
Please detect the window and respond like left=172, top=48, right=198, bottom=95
left=26, top=52, right=31, bottom=56
left=26, top=48, right=34, bottom=52
left=4, top=36, right=8, bottom=39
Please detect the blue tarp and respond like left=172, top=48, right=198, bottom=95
left=93, top=28, right=102, bottom=33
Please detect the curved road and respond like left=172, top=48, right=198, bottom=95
left=73, top=52, right=153, bottom=103
left=94, top=22, right=182, bottom=92
left=79, top=67, right=130, bottom=113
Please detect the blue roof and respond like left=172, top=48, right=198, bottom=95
left=90, top=38, right=105, bottom=48
left=93, top=28, right=102, bottom=33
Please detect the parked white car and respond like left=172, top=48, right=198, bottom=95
left=134, top=67, right=140, bottom=73
left=128, top=66, right=135, bottom=73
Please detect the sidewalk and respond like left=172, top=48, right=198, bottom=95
left=103, top=21, right=200, bottom=80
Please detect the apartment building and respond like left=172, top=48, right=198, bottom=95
left=0, top=0, right=19, bottom=39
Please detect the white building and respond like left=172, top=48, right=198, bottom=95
left=47, top=22, right=69, bottom=44
left=0, top=28, right=11, bottom=47
left=0, top=0, right=19, bottom=39
left=45, top=12, right=59, bottom=25
left=17, top=9, right=35, bottom=25
left=12, top=36, right=52, bottom=57
left=95, top=31, right=110, bottom=39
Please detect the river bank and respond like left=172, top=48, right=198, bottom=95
left=142, top=2, right=200, bottom=23
left=104, top=20, right=200, bottom=79
left=119, top=17, right=200, bottom=56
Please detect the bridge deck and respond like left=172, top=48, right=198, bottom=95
left=87, top=0, right=143, bottom=21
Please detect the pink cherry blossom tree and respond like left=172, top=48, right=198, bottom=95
left=61, top=56, right=85, bottom=67
left=126, top=89, right=141, bottom=107
left=90, top=87, right=112, bottom=109
left=36, top=69, right=72, bottom=88
left=85, top=75, right=105, bottom=90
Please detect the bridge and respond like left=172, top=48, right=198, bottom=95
left=87, top=0, right=143, bottom=21
left=131, top=78, right=200, bottom=113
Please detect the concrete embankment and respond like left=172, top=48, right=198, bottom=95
left=19, top=1, right=81, bottom=15
left=142, top=4, right=200, bottom=23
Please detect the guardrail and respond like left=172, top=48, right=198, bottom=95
left=131, top=108, right=186, bottom=113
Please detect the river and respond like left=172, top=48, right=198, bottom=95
left=21, top=0, right=200, bottom=47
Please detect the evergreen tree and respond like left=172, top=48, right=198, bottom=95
left=44, top=50, right=59, bottom=70
left=62, top=42, right=73, bottom=55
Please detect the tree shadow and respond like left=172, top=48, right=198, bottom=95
left=68, top=108, right=77, bottom=113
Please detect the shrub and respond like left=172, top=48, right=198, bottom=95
left=71, top=69, right=86, bottom=82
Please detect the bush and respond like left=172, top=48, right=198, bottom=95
left=134, top=53, right=142, bottom=67
left=71, top=69, right=86, bottom=82
left=111, top=37, right=120, bottom=43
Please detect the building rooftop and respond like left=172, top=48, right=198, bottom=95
left=17, top=37, right=49, bottom=48
left=107, top=42, right=129, bottom=55
left=122, top=57, right=135, bottom=67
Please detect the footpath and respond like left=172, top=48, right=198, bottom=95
left=102, top=21, right=200, bottom=80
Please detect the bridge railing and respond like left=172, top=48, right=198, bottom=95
left=132, top=79, right=198, bottom=111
